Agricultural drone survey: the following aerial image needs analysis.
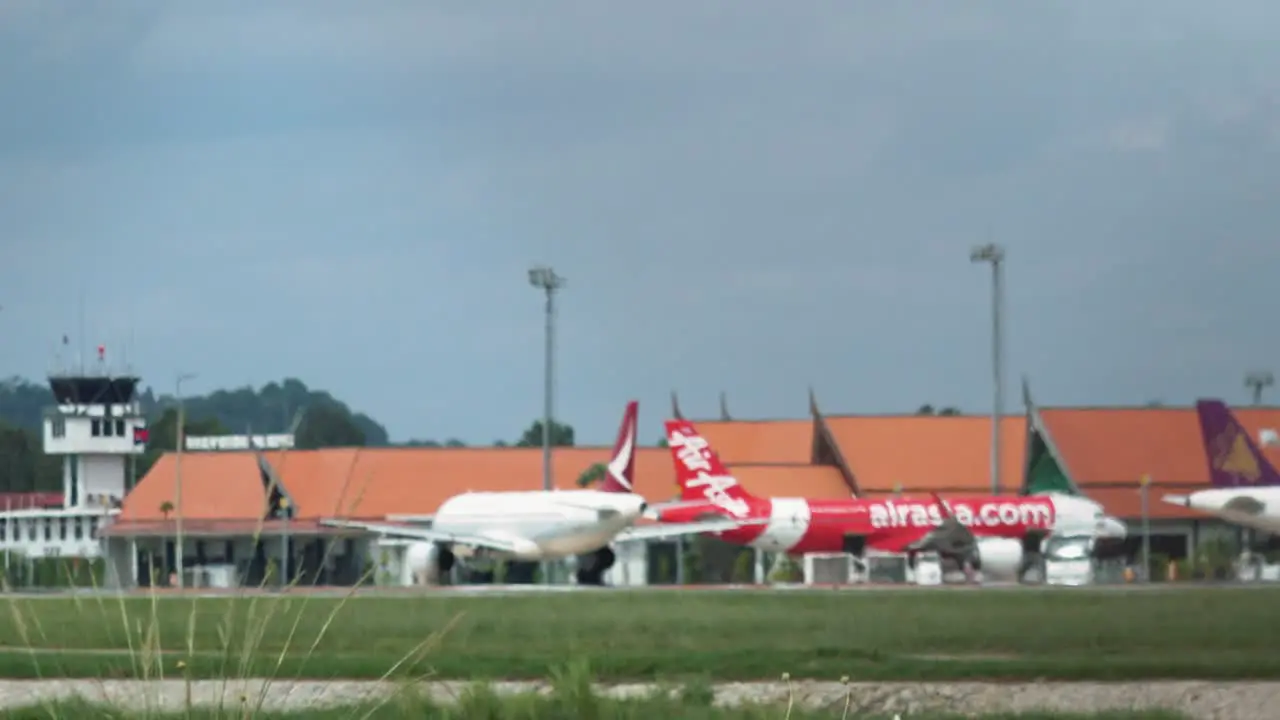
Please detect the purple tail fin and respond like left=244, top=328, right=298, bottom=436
left=1195, top=399, right=1280, bottom=487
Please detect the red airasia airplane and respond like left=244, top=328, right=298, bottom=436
left=654, top=418, right=1129, bottom=581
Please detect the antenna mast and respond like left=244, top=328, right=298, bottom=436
left=77, top=291, right=86, bottom=375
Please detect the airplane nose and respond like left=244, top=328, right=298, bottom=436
left=1100, top=517, right=1128, bottom=538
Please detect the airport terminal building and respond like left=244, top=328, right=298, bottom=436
left=5, top=371, right=1278, bottom=589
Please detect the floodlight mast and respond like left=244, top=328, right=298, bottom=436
left=970, top=243, right=1005, bottom=495
left=1245, top=370, right=1274, bottom=405
left=528, top=266, right=566, bottom=585
left=173, top=371, right=197, bottom=588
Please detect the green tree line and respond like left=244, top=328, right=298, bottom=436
left=0, top=376, right=592, bottom=493
left=0, top=377, right=389, bottom=493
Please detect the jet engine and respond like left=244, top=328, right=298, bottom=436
left=405, top=542, right=455, bottom=586
left=968, top=537, right=1025, bottom=581
left=575, top=546, right=616, bottom=586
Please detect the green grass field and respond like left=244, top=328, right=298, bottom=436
left=0, top=587, right=1276, bottom=681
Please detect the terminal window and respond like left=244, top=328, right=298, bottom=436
left=91, top=419, right=101, bottom=436
left=115, top=419, right=125, bottom=436
left=51, top=418, right=66, bottom=438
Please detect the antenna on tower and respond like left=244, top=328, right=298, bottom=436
left=127, top=299, right=137, bottom=376
left=55, top=333, right=70, bottom=375
left=77, top=291, right=86, bottom=376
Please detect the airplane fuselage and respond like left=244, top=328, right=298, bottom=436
left=429, top=490, right=647, bottom=560
left=656, top=492, right=1126, bottom=579
left=1173, top=487, right=1280, bottom=534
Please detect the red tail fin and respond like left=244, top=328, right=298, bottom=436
left=663, top=419, right=754, bottom=517
left=597, top=401, right=638, bottom=493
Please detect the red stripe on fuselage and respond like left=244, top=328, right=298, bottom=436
left=656, top=495, right=1056, bottom=554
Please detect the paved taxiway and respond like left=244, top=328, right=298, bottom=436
left=2, top=580, right=1272, bottom=600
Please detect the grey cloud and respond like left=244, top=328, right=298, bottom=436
left=3, top=1, right=1280, bottom=442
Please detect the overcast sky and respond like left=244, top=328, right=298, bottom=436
left=3, top=2, right=1279, bottom=444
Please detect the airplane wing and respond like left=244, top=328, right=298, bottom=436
left=1163, top=494, right=1266, bottom=516
left=614, top=516, right=763, bottom=542
left=317, top=519, right=527, bottom=555
left=642, top=498, right=719, bottom=518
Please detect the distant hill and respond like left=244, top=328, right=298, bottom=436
left=0, top=374, right=595, bottom=494
left=0, top=376, right=389, bottom=445
left=0, top=376, right=391, bottom=494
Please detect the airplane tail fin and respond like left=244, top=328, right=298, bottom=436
left=1195, top=399, right=1280, bottom=487
left=597, top=400, right=639, bottom=494
left=663, top=419, right=755, bottom=515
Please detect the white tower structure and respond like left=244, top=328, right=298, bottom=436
left=0, top=345, right=146, bottom=560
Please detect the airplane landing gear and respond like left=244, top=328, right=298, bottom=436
left=575, top=547, right=616, bottom=586
left=437, top=546, right=456, bottom=574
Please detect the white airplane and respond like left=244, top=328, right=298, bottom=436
left=319, top=401, right=758, bottom=585
left=1163, top=399, right=1280, bottom=533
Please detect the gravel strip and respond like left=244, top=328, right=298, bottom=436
left=0, top=679, right=1274, bottom=718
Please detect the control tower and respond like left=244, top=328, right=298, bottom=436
left=44, top=346, right=147, bottom=514
left=0, top=345, right=147, bottom=560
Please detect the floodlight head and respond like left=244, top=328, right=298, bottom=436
left=527, top=266, right=566, bottom=291
left=1245, top=370, right=1275, bottom=387
left=969, top=243, right=1005, bottom=264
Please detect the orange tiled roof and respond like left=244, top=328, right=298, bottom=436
left=823, top=415, right=1026, bottom=492
left=123, top=446, right=848, bottom=522
left=119, top=453, right=268, bottom=521
left=1040, top=406, right=1280, bottom=487
left=728, top=465, right=851, bottom=499
left=262, top=447, right=684, bottom=519
left=1084, top=486, right=1208, bottom=520
left=691, top=420, right=815, bottom=464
